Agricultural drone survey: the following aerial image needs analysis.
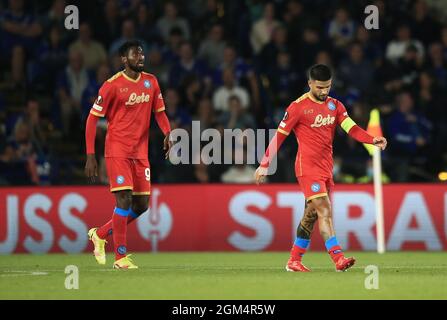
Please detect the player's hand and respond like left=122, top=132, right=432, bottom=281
left=254, top=166, right=268, bottom=185
left=85, top=154, right=98, bottom=183
left=373, top=136, right=387, bottom=150
left=163, top=132, right=173, bottom=159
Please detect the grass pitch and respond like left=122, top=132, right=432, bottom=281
left=0, top=252, right=446, bottom=299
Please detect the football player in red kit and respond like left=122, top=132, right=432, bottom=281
left=85, top=40, right=172, bottom=269
left=255, top=64, right=387, bottom=272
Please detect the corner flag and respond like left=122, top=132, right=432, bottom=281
left=363, top=108, right=382, bottom=156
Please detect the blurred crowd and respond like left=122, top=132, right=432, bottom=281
left=0, top=0, right=446, bottom=186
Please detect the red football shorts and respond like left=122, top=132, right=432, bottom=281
left=297, top=175, right=334, bottom=200
left=105, top=157, right=151, bottom=195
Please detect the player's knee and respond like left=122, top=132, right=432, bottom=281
left=313, top=198, right=332, bottom=219
left=115, top=191, right=132, bottom=209
left=305, top=208, right=318, bottom=223
left=131, top=196, right=149, bottom=215
left=132, top=203, right=148, bottom=215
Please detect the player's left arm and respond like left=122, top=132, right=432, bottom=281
left=153, top=79, right=172, bottom=159
left=336, top=101, right=387, bottom=150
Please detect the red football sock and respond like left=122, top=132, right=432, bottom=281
left=328, top=245, right=344, bottom=263
left=290, top=245, right=307, bottom=261
left=96, top=215, right=137, bottom=240
left=113, top=208, right=129, bottom=261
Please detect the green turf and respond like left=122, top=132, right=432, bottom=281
left=0, top=252, right=446, bottom=299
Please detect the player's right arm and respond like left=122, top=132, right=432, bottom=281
left=255, top=101, right=301, bottom=184
left=84, top=81, right=115, bottom=182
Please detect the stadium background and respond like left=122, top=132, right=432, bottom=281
left=0, top=0, right=446, bottom=254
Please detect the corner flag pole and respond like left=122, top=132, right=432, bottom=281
left=373, top=146, right=385, bottom=253
left=363, top=109, right=386, bottom=254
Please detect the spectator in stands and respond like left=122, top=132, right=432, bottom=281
left=0, top=0, right=43, bottom=50
left=42, top=0, right=71, bottom=44
left=191, top=0, right=224, bottom=39
left=18, top=99, right=46, bottom=153
left=161, top=27, right=185, bottom=65
left=415, top=71, right=447, bottom=165
left=81, top=63, right=111, bottom=122
left=69, top=22, right=107, bottom=71
left=327, top=8, right=355, bottom=49
left=338, top=42, right=375, bottom=96
left=385, top=25, right=425, bottom=65
left=267, top=50, right=300, bottom=106
left=7, top=120, right=39, bottom=184
left=164, top=88, right=192, bottom=131
left=214, top=45, right=254, bottom=86
left=218, top=95, right=256, bottom=130
left=109, top=19, right=148, bottom=57
left=156, top=1, right=191, bottom=42
left=426, top=42, right=447, bottom=88
left=198, top=23, right=226, bottom=69
left=193, top=98, right=217, bottom=132
left=33, top=25, right=67, bottom=91
left=168, top=41, right=210, bottom=89
left=355, top=26, right=382, bottom=66
left=250, top=2, right=281, bottom=54
left=95, top=0, right=122, bottom=49
left=258, top=25, right=289, bottom=73
left=396, top=44, right=424, bottom=90
left=57, top=50, right=93, bottom=135
left=298, top=27, right=328, bottom=71
left=409, top=0, right=440, bottom=46
left=180, top=74, right=204, bottom=113
left=213, top=68, right=250, bottom=112
left=387, top=91, right=432, bottom=181
left=214, top=45, right=261, bottom=112
left=147, top=46, right=170, bottom=87
left=134, top=2, right=161, bottom=46
left=283, top=0, right=305, bottom=48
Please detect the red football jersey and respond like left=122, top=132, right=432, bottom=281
left=89, top=71, right=165, bottom=159
left=277, top=92, right=349, bottom=178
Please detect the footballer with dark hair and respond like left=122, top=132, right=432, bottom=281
left=255, top=64, right=387, bottom=272
left=84, top=40, right=172, bottom=269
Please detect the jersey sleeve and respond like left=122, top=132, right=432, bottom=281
left=89, top=81, right=115, bottom=117
left=336, top=100, right=356, bottom=133
left=277, top=102, right=301, bottom=136
left=152, top=78, right=166, bottom=113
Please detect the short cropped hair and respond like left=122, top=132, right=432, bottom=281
left=119, top=40, right=143, bottom=57
left=308, top=64, right=332, bottom=81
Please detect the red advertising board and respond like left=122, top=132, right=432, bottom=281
left=0, top=184, right=446, bottom=253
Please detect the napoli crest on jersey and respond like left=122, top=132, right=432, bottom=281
left=311, top=183, right=321, bottom=193
left=117, top=175, right=125, bottom=184
left=327, top=101, right=336, bottom=111
left=144, top=80, right=151, bottom=88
